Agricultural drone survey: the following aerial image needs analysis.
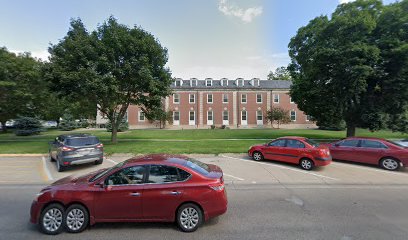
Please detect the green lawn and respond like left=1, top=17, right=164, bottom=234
left=0, top=128, right=406, bottom=154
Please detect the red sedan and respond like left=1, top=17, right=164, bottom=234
left=325, top=137, right=408, bottom=171
left=30, top=154, right=227, bottom=234
left=248, top=137, right=332, bottom=170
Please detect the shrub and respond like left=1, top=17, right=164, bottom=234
left=14, top=117, right=42, bottom=136
left=210, top=125, right=216, bottom=129
left=221, top=125, right=226, bottom=129
left=59, top=114, right=78, bottom=131
left=106, top=117, right=129, bottom=132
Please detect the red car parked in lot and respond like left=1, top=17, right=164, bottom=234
left=248, top=137, right=332, bottom=170
left=324, top=137, right=408, bottom=171
left=30, top=154, right=227, bottom=235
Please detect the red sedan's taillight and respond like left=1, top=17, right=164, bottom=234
left=209, top=184, right=225, bottom=192
left=62, top=146, right=74, bottom=151
left=319, top=148, right=330, bottom=157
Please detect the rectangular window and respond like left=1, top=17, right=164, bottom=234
left=189, top=111, right=195, bottom=121
left=273, top=94, right=280, bottom=103
left=223, top=111, right=229, bottom=120
left=189, top=94, right=195, bottom=103
left=257, top=110, right=263, bottom=121
left=173, top=94, right=180, bottom=104
left=241, top=110, right=247, bottom=121
left=290, top=97, right=294, bottom=103
left=306, top=115, right=311, bottom=121
left=241, top=94, right=247, bottom=103
left=206, top=80, right=212, bottom=86
left=256, top=94, right=262, bottom=103
left=223, top=94, right=228, bottom=103
left=207, top=111, right=213, bottom=121
left=290, top=110, right=296, bottom=121
left=175, top=80, right=181, bottom=87
left=173, top=111, right=180, bottom=121
left=139, top=111, right=145, bottom=121
left=207, top=94, right=213, bottom=103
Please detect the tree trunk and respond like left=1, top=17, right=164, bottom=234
left=1, top=121, right=6, bottom=133
left=56, top=119, right=60, bottom=128
left=111, top=119, right=118, bottom=144
left=346, top=122, right=356, bottom=137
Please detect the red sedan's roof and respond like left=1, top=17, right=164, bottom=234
left=346, top=136, right=385, bottom=141
left=124, top=154, right=190, bottom=166
left=277, top=136, right=307, bottom=140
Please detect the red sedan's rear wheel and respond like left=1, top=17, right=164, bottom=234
left=176, top=203, right=203, bottom=232
left=252, top=151, right=264, bottom=161
left=380, top=158, right=400, bottom=171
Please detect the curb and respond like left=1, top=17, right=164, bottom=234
left=0, top=154, right=45, bottom=157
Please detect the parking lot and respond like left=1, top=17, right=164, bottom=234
left=1, top=154, right=408, bottom=239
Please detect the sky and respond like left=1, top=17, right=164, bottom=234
left=0, top=0, right=398, bottom=79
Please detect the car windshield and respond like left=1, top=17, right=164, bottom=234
left=304, top=138, right=320, bottom=147
left=66, top=136, right=100, bottom=146
left=89, top=160, right=127, bottom=182
left=184, top=158, right=210, bottom=175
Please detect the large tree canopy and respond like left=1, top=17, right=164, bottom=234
left=45, top=17, right=173, bottom=142
left=267, top=66, right=292, bottom=80
left=288, top=0, right=408, bottom=137
left=0, top=47, right=42, bottom=131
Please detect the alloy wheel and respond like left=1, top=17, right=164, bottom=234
left=42, top=208, right=63, bottom=233
left=180, top=207, right=199, bottom=230
left=66, top=208, right=85, bottom=231
left=301, top=159, right=313, bottom=170
left=253, top=152, right=263, bottom=161
left=382, top=158, right=399, bottom=170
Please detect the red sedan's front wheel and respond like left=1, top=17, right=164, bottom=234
left=300, top=158, right=314, bottom=171
left=252, top=151, right=264, bottom=161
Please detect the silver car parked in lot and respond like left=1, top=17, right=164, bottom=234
left=48, top=133, right=104, bottom=172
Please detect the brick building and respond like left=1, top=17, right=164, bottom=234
left=96, top=78, right=315, bottom=129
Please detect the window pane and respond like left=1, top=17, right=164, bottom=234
left=208, top=111, right=213, bottom=121
left=360, top=140, right=387, bottom=149
left=257, top=94, right=262, bottom=103
left=208, top=94, right=213, bottom=103
left=66, top=137, right=99, bottom=146
left=257, top=111, right=262, bottom=120
left=184, top=158, right=210, bottom=175
left=189, top=111, right=195, bottom=121
left=174, top=112, right=180, bottom=121
left=107, top=166, right=145, bottom=185
left=174, top=94, right=179, bottom=103
left=274, top=94, right=279, bottom=102
left=139, top=112, right=145, bottom=121
left=286, top=140, right=305, bottom=148
left=242, top=111, right=247, bottom=120
left=178, top=168, right=191, bottom=181
left=223, top=111, right=228, bottom=120
left=148, top=165, right=179, bottom=183
left=290, top=111, right=296, bottom=121
left=242, top=94, right=246, bottom=103
left=223, top=94, right=228, bottom=103
left=339, top=140, right=359, bottom=147
left=269, top=139, right=286, bottom=147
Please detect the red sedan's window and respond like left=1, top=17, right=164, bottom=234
left=360, top=140, right=387, bottom=149
left=148, top=165, right=180, bottom=183
left=106, top=166, right=145, bottom=185
left=286, top=140, right=305, bottom=148
left=338, top=140, right=359, bottom=147
left=268, top=139, right=286, bottom=147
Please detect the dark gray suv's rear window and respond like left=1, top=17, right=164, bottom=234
left=66, top=137, right=100, bottom=146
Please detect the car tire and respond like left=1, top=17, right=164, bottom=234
left=380, top=158, right=400, bottom=171
left=299, top=158, right=314, bottom=171
left=252, top=151, right=264, bottom=161
left=39, top=203, right=64, bottom=235
left=56, top=159, right=66, bottom=172
left=176, top=203, right=203, bottom=232
left=95, top=158, right=103, bottom=165
left=64, top=204, right=89, bottom=233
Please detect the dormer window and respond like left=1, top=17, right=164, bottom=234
left=175, top=79, right=183, bottom=87
left=206, top=79, right=212, bottom=87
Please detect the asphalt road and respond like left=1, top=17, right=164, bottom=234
left=1, top=155, right=408, bottom=240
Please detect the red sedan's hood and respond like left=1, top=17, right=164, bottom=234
left=51, top=168, right=108, bottom=186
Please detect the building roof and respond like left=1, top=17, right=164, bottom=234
left=171, top=78, right=292, bottom=90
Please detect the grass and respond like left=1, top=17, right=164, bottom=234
left=0, top=128, right=406, bottom=154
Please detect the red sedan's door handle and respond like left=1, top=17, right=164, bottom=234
left=129, top=192, right=141, bottom=197
left=169, top=191, right=181, bottom=195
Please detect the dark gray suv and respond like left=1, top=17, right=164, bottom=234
left=48, top=133, right=104, bottom=172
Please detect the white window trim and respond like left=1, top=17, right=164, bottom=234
left=290, top=97, right=294, bottom=104
left=173, top=111, right=180, bottom=125
left=290, top=110, right=296, bottom=121
left=273, top=94, right=280, bottom=103
left=207, top=94, right=213, bottom=104
left=241, top=94, right=247, bottom=104
left=173, top=94, right=180, bottom=104
left=241, top=110, right=247, bottom=125
left=207, top=111, right=213, bottom=125
left=223, top=94, right=228, bottom=103
left=223, top=110, right=229, bottom=125
left=189, top=94, right=195, bottom=104
left=256, top=110, right=263, bottom=125
left=256, top=94, right=263, bottom=103
left=139, top=111, right=145, bottom=122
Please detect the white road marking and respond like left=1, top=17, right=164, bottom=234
left=224, top=173, right=244, bottom=181
left=106, top=158, right=118, bottom=164
left=41, top=156, right=53, bottom=181
left=220, top=155, right=339, bottom=181
left=331, top=162, right=408, bottom=176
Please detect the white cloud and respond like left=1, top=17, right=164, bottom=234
left=10, top=49, right=50, bottom=61
left=218, top=0, right=263, bottom=23
left=339, top=0, right=356, bottom=4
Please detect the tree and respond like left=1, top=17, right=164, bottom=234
left=45, top=17, right=172, bottom=143
left=288, top=0, right=408, bottom=137
left=0, top=48, right=42, bottom=132
left=266, top=107, right=290, bottom=129
left=267, top=66, right=292, bottom=80
left=14, top=117, right=42, bottom=136
left=145, top=107, right=173, bottom=129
